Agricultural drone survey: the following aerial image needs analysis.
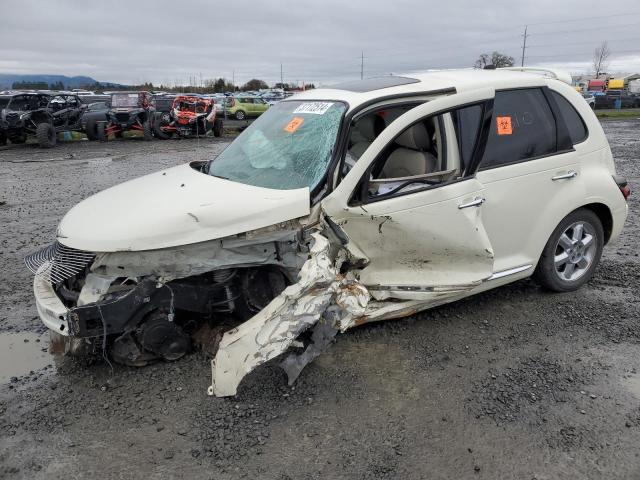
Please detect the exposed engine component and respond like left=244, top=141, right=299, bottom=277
left=111, top=310, right=191, bottom=366
left=137, top=311, right=191, bottom=361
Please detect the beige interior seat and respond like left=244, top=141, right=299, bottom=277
left=381, top=123, right=438, bottom=178
left=349, top=116, right=380, bottom=159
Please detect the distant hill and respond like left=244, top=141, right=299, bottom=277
left=0, top=73, right=121, bottom=90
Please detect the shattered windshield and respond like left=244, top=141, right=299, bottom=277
left=209, top=100, right=346, bottom=190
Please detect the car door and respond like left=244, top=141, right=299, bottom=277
left=475, top=87, right=585, bottom=273
left=322, top=89, right=496, bottom=301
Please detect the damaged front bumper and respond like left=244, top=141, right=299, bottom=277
left=33, top=264, right=70, bottom=335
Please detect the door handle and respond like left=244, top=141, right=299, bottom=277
left=552, top=170, right=578, bottom=181
left=458, top=197, right=485, bottom=209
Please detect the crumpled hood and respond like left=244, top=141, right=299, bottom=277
left=57, top=162, right=310, bottom=252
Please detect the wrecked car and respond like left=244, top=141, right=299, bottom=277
left=26, top=68, right=629, bottom=397
left=153, top=95, right=224, bottom=139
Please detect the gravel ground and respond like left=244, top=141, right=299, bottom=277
left=0, top=121, right=639, bottom=480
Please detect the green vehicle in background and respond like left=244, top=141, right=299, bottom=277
left=226, top=96, right=269, bottom=120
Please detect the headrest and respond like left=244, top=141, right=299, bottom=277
left=355, top=115, right=384, bottom=142
left=395, top=123, right=431, bottom=150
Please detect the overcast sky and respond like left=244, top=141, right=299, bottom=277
left=1, top=0, right=639, bottom=87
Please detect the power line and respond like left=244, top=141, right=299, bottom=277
left=522, top=11, right=640, bottom=27
left=527, top=36, right=640, bottom=49
left=530, top=22, right=640, bottom=36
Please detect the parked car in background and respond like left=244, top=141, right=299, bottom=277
left=153, top=95, right=223, bottom=139
left=581, top=92, right=595, bottom=109
left=225, top=96, right=269, bottom=120
left=26, top=68, right=628, bottom=397
left=594, top=90, right=639, bottom=109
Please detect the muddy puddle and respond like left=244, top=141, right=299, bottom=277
left=0, top=331, right=52, bottom=383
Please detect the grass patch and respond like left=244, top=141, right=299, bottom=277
left=596, top=108, right=640, bottom=119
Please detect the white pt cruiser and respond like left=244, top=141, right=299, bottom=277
left=27, top=68, right=629, bottom=396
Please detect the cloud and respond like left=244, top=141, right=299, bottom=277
left=0, top=0, right=638, bottom=86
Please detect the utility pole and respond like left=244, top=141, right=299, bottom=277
left=280, top=63, right=283, bottom=87
left=520, top=25, right=529, bottom=67
left=232, top=70, right=235, bottom=91
left=360, top=51, right=364, bottom=80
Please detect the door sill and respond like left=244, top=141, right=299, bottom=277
left=488, top=264, right=533, bottom=281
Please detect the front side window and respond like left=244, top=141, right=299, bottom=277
left=481, top=88, right=557, bottom=169
left=360, top=108, right=477, bottom=201
left=208, top=100, right=346, bottom=190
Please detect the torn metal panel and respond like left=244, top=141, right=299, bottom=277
left=280, top=321, right=339, bottom=385
left=209, top=233, right=338, bottom=397
left=208, top=231, right=459, bottom=396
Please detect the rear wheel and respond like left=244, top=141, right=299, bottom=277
left=153, top=112, right=172, bottom=139
left=85, top=118, right=98, bottom=140
left=234, top=110, right=246, bottom=120
left=142, top=120, right=152, bottom=141
left=0, top=131, right=6, bottom=146
left=534, top=208, right=604, bottom=292
left=36, top=122, right=56, bottom=148
left=213, top=118, right=223, bottom=137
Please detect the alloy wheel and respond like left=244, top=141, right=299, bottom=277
left=554, top=221, right=597, bottom=282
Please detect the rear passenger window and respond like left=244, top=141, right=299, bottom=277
left=481, top=88, right=556, bottom=169
left=550, top=91, right=588, bottom=145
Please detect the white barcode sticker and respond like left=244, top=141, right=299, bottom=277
left=293, top=102, right=333, bottom=115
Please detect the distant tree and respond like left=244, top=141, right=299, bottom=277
left=12, top=80, right=48, bottom=90
left=592, top=41, right=611, bottom=78
left=241, top=79, right=269, bottom=91
left=474, top=51, right=515, bottom=69
left=49, top=81, right=65, bottom=90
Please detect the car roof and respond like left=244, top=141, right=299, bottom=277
left=290, top=68, right=569, bottom=111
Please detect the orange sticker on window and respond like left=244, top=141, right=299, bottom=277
left=284, top=117, right=304, bottom=133
left=496, top=116, right=513, bottom=135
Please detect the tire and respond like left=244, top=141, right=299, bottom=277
left=153, top=112, right=172, bottom=139
left=0, top=131, right=6, bottom=146
left=533, top=208, right=604, bottom=292
left=97, top=122, right=107, bottom=142
left=234, top=110, right=246, bottom=120
left=213, top=118, right=223, bottom=137
left=36, top=122, right=56, bottom=148
left=85, top=118, right=98, bottom=140
left=142, top=120, right=152, bottom=141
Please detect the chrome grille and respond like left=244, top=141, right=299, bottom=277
left=24, top=242, right=95, bottom=284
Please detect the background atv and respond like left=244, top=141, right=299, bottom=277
left=153, top=95, right=223, bottom=139
left=0, top=93, right=88, bottom=148
left=90, top=91, right=155, bottom=141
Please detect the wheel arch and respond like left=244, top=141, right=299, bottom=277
left=581, top=202, right=613, bottom=244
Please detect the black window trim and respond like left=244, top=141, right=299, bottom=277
left=349, top=98, right=494, bottom=206
left=546, top=88, right=590, bottom=146
left=477, top=86, right=576, bottom=173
